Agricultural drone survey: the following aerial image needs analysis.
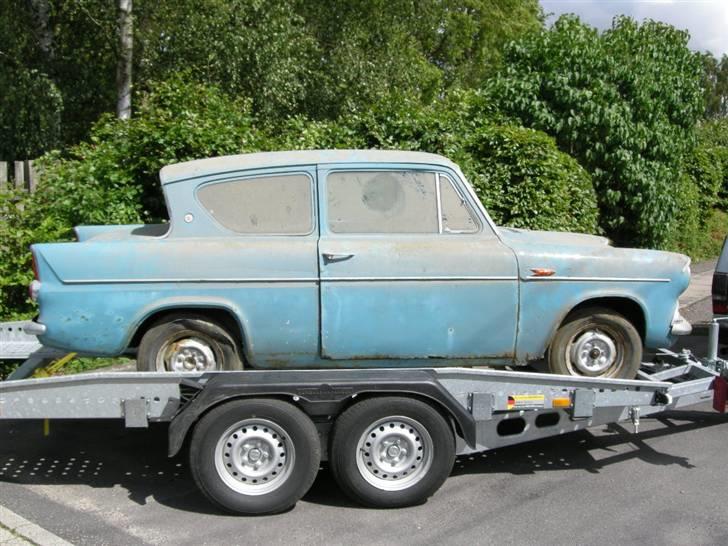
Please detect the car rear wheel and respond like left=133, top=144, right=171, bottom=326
left=136, top=315, right=243, bottom=372
left=548, top=307, right=642, bottom=379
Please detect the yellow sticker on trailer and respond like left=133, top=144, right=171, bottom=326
left=507, top=394, right=546, bottom=410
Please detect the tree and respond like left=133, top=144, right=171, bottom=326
left=116, top=0, right=133, bottom=119
left=297, top=0, right=543, bottom=118
left=702, top=53, right=728, bottom=118
left=490, top=15, right=705, bottom=248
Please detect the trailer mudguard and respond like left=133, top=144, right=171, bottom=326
left=167, top=369, right=477, bottom=457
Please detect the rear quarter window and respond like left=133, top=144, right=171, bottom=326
left=197, top=173, right=314, bottom=235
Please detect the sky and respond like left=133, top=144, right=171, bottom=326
left=540, top=0, right=728, bottom=57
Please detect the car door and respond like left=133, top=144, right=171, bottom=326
left=317, top=165, right=519, bottom=363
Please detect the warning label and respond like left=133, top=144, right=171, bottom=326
left=507, top=394, right=546, bottom=410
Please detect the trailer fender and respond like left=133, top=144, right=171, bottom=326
left=167, top=369, right=478, bottom=457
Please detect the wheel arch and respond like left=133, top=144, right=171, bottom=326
left=561, top=296, right=647, bottom=341
left=127, top=303, right=247, bottom=356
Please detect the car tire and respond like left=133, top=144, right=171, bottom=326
left=329, top=397, right=455, bottom=508
left=189, top=399, right=321, bottom=515
left=137, top=314, right=243, bottom=372
left=548, top=307, right=642, bottom=379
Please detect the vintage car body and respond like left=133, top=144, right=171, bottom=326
left=28, top=150, right=692, bottom=376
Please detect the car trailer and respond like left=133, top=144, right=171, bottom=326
left=1, top=320, right=727, bottom=515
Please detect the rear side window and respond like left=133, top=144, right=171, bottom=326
left=327, top=171, right=438, bottom=233
left=197, top=174, right=313, bottom=234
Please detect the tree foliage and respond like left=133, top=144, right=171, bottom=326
left=490, top=15, right=705, bottom=248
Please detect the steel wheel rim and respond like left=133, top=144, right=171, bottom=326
left=214, top=418, right=295, bottom=496
left=156, top=334, right=219, bottom=372
left=567, top=328, right=620, bottom=376
left=356, top=416, right=433, bottom=492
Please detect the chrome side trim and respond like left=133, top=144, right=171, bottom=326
left=524, top=276, right=670, bottom=283
left=62, top=276, right=519, bottom=285
left=324, top=276, right=518, bottom=282
left=63, top=278, right=319, bottom=284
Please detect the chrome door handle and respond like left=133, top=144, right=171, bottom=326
left=322, top=252, right=355, bottom=263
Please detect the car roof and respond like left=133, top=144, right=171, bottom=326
left=159, top=149, right=458, bottom=184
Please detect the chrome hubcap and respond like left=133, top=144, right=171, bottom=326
left=569, top=329, right=617, bottom=375
left=161, top=337, right=217, bottom=372
left=356, top=416, right=433, bottom=491
left=214, top=419, right=294, bottom=496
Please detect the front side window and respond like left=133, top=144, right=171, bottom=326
left=197, top=173, right=313, bottom=234
left=327, top=171, right=439, bottom=233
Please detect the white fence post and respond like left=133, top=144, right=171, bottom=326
left=0, top=162, right=6, bottom=190
left=13, top=161, right=25, bottom=190
left=26, top=160, right=38, bottom=192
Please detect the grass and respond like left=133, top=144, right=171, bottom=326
left=0, top=356, right=133, bottom=380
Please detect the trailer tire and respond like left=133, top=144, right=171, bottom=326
left=330, top=397, right=455, bottom=508
left=548, top=307, right=642, bottom=379
left=189, top=399, right=320, bottom=515
left=137, top=315, right=243, bottom=372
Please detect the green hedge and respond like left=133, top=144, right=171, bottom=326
left=461, top=125, right=598, bottom=233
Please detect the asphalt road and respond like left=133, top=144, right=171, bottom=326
left=1, top=331, right=727, bottom=546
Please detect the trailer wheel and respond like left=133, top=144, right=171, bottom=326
left=137, top=315, right=243, bottom=372
left=189, top=399, right=320, bottom=515
left=330, top=397, right=455, bottom=508
left=549, top=307, right=642, bottom=379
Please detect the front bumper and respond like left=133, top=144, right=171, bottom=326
left=670, top=308, right=692, bottom=336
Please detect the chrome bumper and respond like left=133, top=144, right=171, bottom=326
left=23, top=320, right=47, bottom=336
left=670, top=309, right=692, bottom=336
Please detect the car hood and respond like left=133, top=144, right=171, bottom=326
left=498, top=227, right=611, bottom=249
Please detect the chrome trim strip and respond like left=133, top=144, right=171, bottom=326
left=524, top=276, right=670, bottom=283
left=324, top=276, right=518, bottom=282
left=63, top=278, right=319, bottom=284
left=435, top=173, right=443, bottom=234
left=62, top=275, right=519, bottom=285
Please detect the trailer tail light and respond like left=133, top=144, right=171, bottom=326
left=713, top=377, right=727, bottom=414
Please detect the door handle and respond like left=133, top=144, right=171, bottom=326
left=322, top=252, right=355, bottom=263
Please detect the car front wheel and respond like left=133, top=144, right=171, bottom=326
left=548, top=307, right=642, bottom=379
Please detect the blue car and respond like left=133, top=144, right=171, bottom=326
left=27, top=150, right=692, bottom=378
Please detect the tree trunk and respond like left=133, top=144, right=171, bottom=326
left=116, top=0, right=133, bottom=119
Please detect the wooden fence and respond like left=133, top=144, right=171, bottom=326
left=0, top=160, right=40, bottom=192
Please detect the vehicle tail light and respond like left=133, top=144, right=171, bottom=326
left=714, top=300, right=728, bottom=315
left=31, top=248, right=39, bottom=281
left=29, top=249, right=41, bottom=301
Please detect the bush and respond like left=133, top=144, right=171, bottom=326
left=685, top=144, right=723, bottom=214
left=461, top=125, right=599, bottom=233
left=696, top=119, right=728, bottom=207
